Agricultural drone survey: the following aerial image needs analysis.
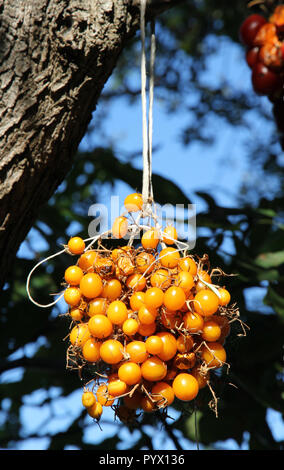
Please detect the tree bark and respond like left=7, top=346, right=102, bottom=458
left=0, top=0, right=181, bottom=287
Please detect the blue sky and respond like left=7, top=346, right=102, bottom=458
left=8, top=30, right=284, bottom=450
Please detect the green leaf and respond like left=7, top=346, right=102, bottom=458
left=255, top=251, right=284, bottom=269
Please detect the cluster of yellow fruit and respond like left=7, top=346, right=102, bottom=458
left=63, top=193, right=233, bottom=423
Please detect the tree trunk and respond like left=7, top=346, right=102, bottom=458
left=0, top=0, right=181, bottom=288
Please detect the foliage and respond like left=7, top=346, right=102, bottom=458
left=1, top=0, right=284, bottom=450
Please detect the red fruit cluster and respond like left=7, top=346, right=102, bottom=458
left=240, top=7, right=284, bottom=97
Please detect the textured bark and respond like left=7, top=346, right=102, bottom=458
left=0, top=0, right=181, bottom=287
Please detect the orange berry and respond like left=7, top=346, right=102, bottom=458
left=152, top=381, right=175, bottom=406
left=82, top=391, right=96, bottom=408
left=88, top=314, right=113, bottom=339
left=141, top=229, right=160, bottom=250
left=122, top=318, right=139, bottom=336
left=118, top=362, right=142, bottom=385
left=124, top=193, right=143, bottom=212
left=70, top=307, right=84, bottom=321
left=112, top=216, right=128, bottom=239
left=176, top=334, right=194, bottom=353
left=88, top=298, right=108, bottom=317
left=162, top=225, right=178, bottom=245
left=67, top=236, right=85, bottom=255
left=196, top=270, right=212, bottom=292
left=172, top=373, right=199, bottom=401
left=144, top=287, right=164, bottom=309
left=163, top=286, right=186, bottom=311
left=78, top=251, right=97, bottom=272
left=69, top=323, right=91, bottom=348
left=183, top=311, right=204, bottom=333
left=107, top=300, right=128, bottom=325
left=129, top=291, right=145, bottom=311
left=138, top=304, right=158, bottom=325
left=145, top=335, right=164, bottom=355
left=100, top=339, right=124, bottom=364
left=141, top=356, right=167, bottom=382
left=156, top=331, right=177, bottom=361
left=136, top=251, right=155, bottom=274
left=138, top=322, right=157, bottom=337
left=178, top=257, right=197, bottom=276
left=80, top=273, right=103, bottom=299
left=126, top=273, right=147, bottom=291
left=150, top=269, right=171, bottom=289
left=87, top=401, right=103, bottom=420
left=96, top=384, right=115, bottom=407
left=174, top=271, right=194, bottom=295
left=107, top=376, right=128, bottom=397
left=218, top=288, right=231, bottom=306
left=126, top=340, right=148, bottom=363
left=141, top=396, right=157, bottom=413
left=159, top=247, right=180, bottom=268
left=201, top=319, right=222, bottom=342
left=82, top=338, right=101, bottom=362
left=194, top=289, right=219, bottom=317
left=64, top=287, right=82, bottom=307
left=201, top=342, right=226, bottom=368
left=64, top=265, right=84, bottom=286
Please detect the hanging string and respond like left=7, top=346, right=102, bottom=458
left=140, top=0, right=155, bottom=205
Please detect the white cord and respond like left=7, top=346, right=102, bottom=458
left=140, top=0, right=155, bottom=205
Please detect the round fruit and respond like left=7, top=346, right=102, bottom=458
left=156, top=331, right=177, bottom=361
left=100, top=339, right=124, bottom=364
left=80, top=273, right=103, bottom=299
left=141, top=356, right=167, bottom=382
left=126, top=273, right=147, bottom=291
left=159, top=247, right=180, bottom=268
left=102, top=279, right=122, bottom=300
left=67, top=236, right=85, bottom=255
left=144, top=287, right=164, bottom=309
left=145, top=335, right=164, bottom=355
left=174, top=271, right=194, bottom=295
left=136, top=252, right=155, bottom=273
left=172, top=373, right=199, bottom=401
left=183, top=311, right=204, bottom=333
left=64, top=265, right=84, bottom=286
left=138, top=304, right=158, bottom=325
left=82, top=391, right=96, bottom=408
left=124, top=193, right=143, bottom=212
left=78, top=250, right=97, bottom=272
left=239, top=14, right=267, bottom=46
left=151, top=381, right=175, bottom=406
left=88, top=314, right=113, bottom=339
left=108, top=376, right=128, bottom=397
left=129, top=291, right=145, bottom=311
left=201, top=320, right=222, bottom=342
left=107, top=300, right=128, bottom=325
left=69, top=323, right=91, bottom=348
left=82, top=338, right=101, bottom=362
left=64, top=287, right=81, bottom=307
left=194, top=289, right=219, bottom=317
left=96, top=384, right=115, bottom=407
left=201, top=342, right=226, bottom=368
left=141, top=229, right=160, bottom=250
left=162, top=225, right=178, bottom=245
left=118, top=362, right=142, bottom=385
left=163, top=286, right=186, bottom=311
left=178, top=256, right=197, bottom=276
left=87, top=401, right=103, bottom=420
left=246, top=46, right=260, bottom=69
left=218, top=288, right=231, bottom=306
left=112, top=216, right=129, bottom=239
left=88, top=298, right=108, bottom=317
left=150, top=269, right=171, bottom=289
left=126, top=341, right=148, bottom=363
left=252, top=62, right=280, bottom=95
left=122, top=318, right=139, bottom=336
